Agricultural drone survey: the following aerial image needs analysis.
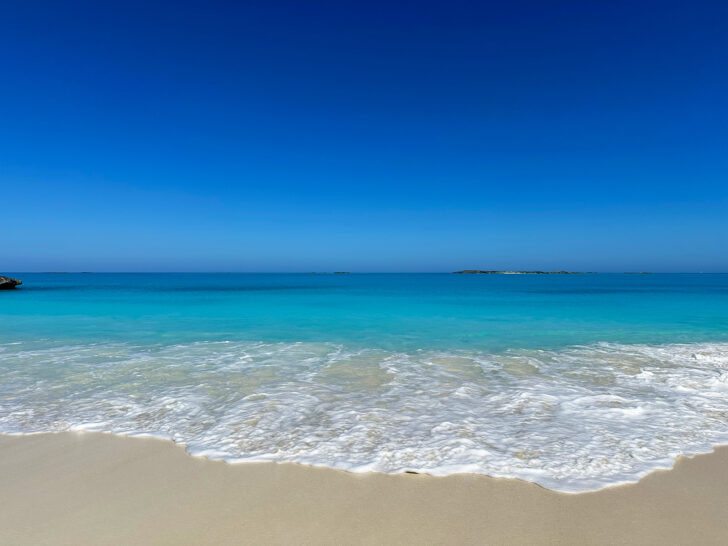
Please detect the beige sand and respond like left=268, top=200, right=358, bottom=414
left=0, top=432, right=726, bottom=545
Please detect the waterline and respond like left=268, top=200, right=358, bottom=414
left=2, top=339, right=728, bottom=492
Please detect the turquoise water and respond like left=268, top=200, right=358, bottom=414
left=2, top=273, right=728, bottom=491
left=4, top=273, right=728, bottom=349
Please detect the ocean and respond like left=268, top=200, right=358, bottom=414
left=1, top=273, right=727, bottom=492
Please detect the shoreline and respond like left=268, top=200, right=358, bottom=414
left=2, top=432, right=728, bottom=545
left=4, top=339, right=728, bottom=494
left=2, top=428, right=721, bottom=495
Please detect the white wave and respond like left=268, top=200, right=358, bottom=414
left=1, top=340, right=728, bottom=492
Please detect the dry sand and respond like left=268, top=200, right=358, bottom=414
left=1, top=432, right=726, bottom=545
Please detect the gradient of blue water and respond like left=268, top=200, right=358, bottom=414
left=3, top=273, right=728, bottom=350
left=3, top=273, right=728, bottom=491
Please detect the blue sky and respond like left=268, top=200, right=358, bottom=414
left=2, top=1, right=726, bottom=272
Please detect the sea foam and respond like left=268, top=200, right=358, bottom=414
left=1, top=340, right=728, bottom=492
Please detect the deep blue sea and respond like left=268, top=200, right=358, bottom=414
left=2, top=273, right=728, bottom=491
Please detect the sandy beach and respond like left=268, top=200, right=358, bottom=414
left=4, top=0, right=727, bottom=543
left=1, top=432, right=726, bottom=545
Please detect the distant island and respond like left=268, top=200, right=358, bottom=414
left=453, top=270, right=585, bottom=274
left=0, top=275, right=22, bottom=289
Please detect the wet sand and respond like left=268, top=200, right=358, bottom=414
left=1, top=432, right=726, bottom=545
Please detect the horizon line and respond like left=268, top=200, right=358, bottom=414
left=5, top=271, right=727, bottom=275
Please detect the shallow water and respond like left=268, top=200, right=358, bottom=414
left=1, top=273, right=727, bottom=492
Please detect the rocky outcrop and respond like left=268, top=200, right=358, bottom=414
left=0, top=276, right=22, bottom=289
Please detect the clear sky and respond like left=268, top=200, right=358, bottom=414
left=1, top=1, right=726, bottom=272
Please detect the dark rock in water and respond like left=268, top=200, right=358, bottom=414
left=0, top=276, right=22, bottom=289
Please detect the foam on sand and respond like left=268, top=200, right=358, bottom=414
left=1, top=340, right=728, bottom=492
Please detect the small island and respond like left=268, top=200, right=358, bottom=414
left=0, top=275, right=22, bottom=289
left=453, top=270, right=585, bottom=274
